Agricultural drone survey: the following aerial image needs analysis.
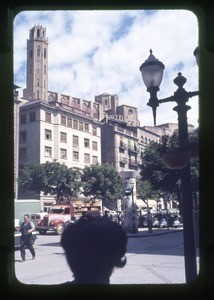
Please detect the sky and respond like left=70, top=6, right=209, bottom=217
left=13, top=9, right=199, bottom=128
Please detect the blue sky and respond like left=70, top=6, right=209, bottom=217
left=13, top=9, right=199, bottom=127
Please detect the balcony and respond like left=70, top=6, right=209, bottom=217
left=129, top=158, right=138, bottom=166
left=119, top=157, right=128, bottom=164
left=128, top=145, right=139, bottom=154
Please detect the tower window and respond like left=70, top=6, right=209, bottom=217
left=44, top=48, right=47, bottom=59
left=37, top=47, right=40, bottom=57
left=30, top=50, right=32, bottom=58
left=37, top=29, right=40, bottom=37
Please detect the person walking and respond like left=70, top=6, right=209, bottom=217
left=147, top=208, right=153, bottom=234
left=19, top=214, right=36, bottom=261
left=60, top=214, right=127, bottom=284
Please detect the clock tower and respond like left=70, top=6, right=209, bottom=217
left=23, top=25, right=48, bottom=101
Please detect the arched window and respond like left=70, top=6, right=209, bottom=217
left=44, top=48, right=47, bottom=59
left=37, top=28, right=40, bottom=37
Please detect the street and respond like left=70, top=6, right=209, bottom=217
left=14, top=229, right=200, bottom=285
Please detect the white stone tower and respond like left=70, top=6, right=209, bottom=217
left=23, top=24, right=48, bottom=101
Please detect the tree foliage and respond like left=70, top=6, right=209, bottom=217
left=19, top=161, right=123, bottom=208
left=136, top=179, right=158, bottom=207
left=139, top=128, right=199, bottom=201
left=81, top=163, right=123, bottom=208
left=19, top=161, right=81, bottom=202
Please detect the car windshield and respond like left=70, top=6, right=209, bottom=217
left=50, top=208, right=63, bottom=214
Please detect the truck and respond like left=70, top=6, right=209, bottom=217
left=36, top=199, right=102, bottom=235
left=36, top=203, right=75, bottom=235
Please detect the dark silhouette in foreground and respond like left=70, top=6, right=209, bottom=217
left=61, top=215, right=127, bottom=284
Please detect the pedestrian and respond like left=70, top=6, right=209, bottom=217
left=19, top=214, right=36, bottom=261
left=60, top=214, right=127, bottom=284
left=117, top=211, right=124, bottom=226
left=102, top=210, right=109, bottom=219
left=147, top=208, right=153, bottom=234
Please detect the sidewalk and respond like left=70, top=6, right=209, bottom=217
left=127, top=226, right=183, bottom=238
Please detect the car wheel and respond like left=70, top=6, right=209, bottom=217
left=56, top=223, right=64, bottom=235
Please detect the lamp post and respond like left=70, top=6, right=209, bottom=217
left=139, top=49, right=199, bottom=283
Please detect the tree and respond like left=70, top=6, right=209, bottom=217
left=139, top=128, right=199, bottom=210
left=19, top=161, right=81, bottom=202
left=81, top=163, right=123, bottom=209
left=136, top=179, right=158, bottom=207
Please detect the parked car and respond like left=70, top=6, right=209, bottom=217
left=159, top=218, right=168, bottom=228
left=30, top=212, right=47, bottom=227
left=172, top=218, right=183, bottom=228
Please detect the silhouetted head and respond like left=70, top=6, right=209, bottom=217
left=61, top=215, right=127, bottom=284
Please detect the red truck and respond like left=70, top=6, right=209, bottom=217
left=36, top=199, right=102, bottom=235
left=36, top=203, right=75, bottom=235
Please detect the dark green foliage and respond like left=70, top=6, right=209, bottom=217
left=81, top=163, right=123, bottom=208
left=139, top=128, right=199, bottom=201
left=19, top=161, right=81, bottom=202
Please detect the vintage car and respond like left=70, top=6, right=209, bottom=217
left=14, top=219, right=38, bottom=250
left=30, top=212, right=47, bottom=227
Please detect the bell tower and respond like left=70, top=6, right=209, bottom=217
left=23, top=25, right=48, bottom=101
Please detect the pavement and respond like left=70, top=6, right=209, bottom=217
left=126, top=226, right=183, bottom=237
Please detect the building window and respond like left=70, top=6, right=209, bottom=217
left=45, top=112, right=51, bottom=123
left=73, top=151, right=79, bottom=161
left=84, top=138, right=90, bottom=148
left=73, top=120, right=78, bottom=129
left=19, top=148, right=27, bottom=161
left=84, top=123, right=89, bottom=132
left=44, top=65, right=46, bottom=74
left=30, top=112, right=36, bottom=122
left=44, top=48, right=47, bottom=59
left=60, top=132, right=67, bottom=143
left=84, top=153, right=90, bottom=164
left=79, top=122, right=83, bottom=131
left=45, top=146, right=52, bottom=157
left=92, top=126, right=97, bottom=136
left=73, top=135, right=79, bottom=147
left=20, top=114, right=27, bottom=125
left=92, top=141, right=98, bottom=151
left=67, top=118, right=72, bottom=128
left=20, top=131, right=27, bottom=143
left=45, top=129, right=52, bottom=140
left=61, top=116, right=66, bottom=126
left=37, top=47, right=40, bottom=57
left=92, top=156, right=98, bottom=164
left=60, top=148, right=67, bottom=159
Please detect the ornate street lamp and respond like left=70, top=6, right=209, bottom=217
left=139, top=50, right=199, bottom=283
